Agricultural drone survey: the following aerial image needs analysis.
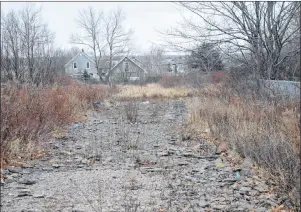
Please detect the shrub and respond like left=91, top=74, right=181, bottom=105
left=158, top=73, right=193, bottom=88
left=159, top=72, right=216, bottom=88
left=0, top=83, right=113, bottom=168
left=186, top=81, right=300, bottom=207
left=124, top=101, right=139, bottom=123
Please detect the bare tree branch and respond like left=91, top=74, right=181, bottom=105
left=163, top=2, right=300, bottom=80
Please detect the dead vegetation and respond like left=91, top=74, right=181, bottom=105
left=0, top=81, right=114, bottom=169
left=114, top=83, right=194, bottom=100
left=1, top=77, right=300, bottom=208
left=185, top=81, right=300, bottom=207
left=1, top=81, right=192, bottom=168
left=124, top=101, right=140, bottom=123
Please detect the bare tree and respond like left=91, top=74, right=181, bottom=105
left=165, top=2, right=300, bottom=80
left=68, top=46, right=82, bottom=57
left=188, top=42, right=223, bottom=73
left=1, top=10, right=23, bottom=82
left=1, top=4, right=56, bottom=85
left=140, top=44, right=165, bottom=77
left=71, top=7, right=105, bottom=82
left=103, top=7, right=133, bottom=72
left=19, top=4, right=54, bottom=85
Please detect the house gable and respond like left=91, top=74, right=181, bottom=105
left=64, top=52, right=95, bottom=68
left=64, top=51, right=98, bottom=79
left=107, top=56, right=147, bottom=83
left=107, top=56, right=147, bottom=76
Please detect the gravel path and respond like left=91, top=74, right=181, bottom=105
left=1, top=99, right=288, bottom=212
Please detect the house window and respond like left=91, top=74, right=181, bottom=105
left=87, top=62, right=90, bottom=69
left=124, top=62, right=129, bottom=72
left=73, top=63, right=77, bottom=69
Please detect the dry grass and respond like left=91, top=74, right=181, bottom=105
left=185, top=82, right=300, bottom=207
left=114, top=83, right=194, bottom=100
left=1, top=82, right=114, bottom=168
left=124, top=101, right=140, bottom=123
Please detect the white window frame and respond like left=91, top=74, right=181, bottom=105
left=87, top=61, right=90, bottom=69
left=73, top=62, right=77, bottom=69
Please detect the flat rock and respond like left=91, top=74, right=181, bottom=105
left=81, top=159, right=89, bottom=164
left=177, top=161, right=189, bottom=166
left=140, top=167, right=164, bottom=172
left=42, top=167, right=54, bottom=171
left=22, top=164, right=34, bottom=168
left=239, top=186, right=252, bottom=194
left=1, top=169, right=10, bottom=175
left=199, top=199, right=209, bottom=208
left=199, top=155, right=219, bottom=161
left=22, top=169, right=33, bottom=174
left=18, top=179, right=36, bottom=185
left=17, top=189, right=32, bottom=197
left=33, top=193, right=45, bottom=198
left=52, top=164, right=61, bottom=168
left=182, top=152, right=200, bottom=158
left=5, top=175, right=15, bottom=183
left=158, top=151, right=169, bottom=157
left=7, top=166, right=22, bottom=173
left=21, top=209, right=40, bottom=212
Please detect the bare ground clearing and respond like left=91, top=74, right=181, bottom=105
left=0, top=99, right=288, bottom=212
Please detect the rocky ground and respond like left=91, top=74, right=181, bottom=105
left=0, top=99, right=290, bottom=212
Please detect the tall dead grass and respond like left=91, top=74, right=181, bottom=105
left=114, top=83, right=194, bottom=100
left=1, top=82, right=113, bottom=168
left=186, top=82, right=300, bottom=207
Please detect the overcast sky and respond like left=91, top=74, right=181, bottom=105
left=2, top=2, right=189, bottom=54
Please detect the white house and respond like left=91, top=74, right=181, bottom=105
left=64, top=49, right=98, bottom=79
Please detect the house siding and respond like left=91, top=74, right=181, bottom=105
left=107, top=57, right=146, bottom=84
left=65, top=53, right=98, bottom=79
left=109, top=66, right=145, bottom=84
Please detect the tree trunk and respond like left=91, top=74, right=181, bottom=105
left=109, top=46, right=113, bottom=71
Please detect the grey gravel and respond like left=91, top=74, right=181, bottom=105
left=0, top=99, right=288, bottom=212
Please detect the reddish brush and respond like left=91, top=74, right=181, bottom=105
left=159, top=73, right=193, bottom=88
left=0, top=83, right=113, bottom=168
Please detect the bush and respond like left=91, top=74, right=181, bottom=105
left=144, top=75, right=162, bottom=84
left=0, top=83, right=113, bottom=168
left=124, top=101, right=139, bottom=123
left=186, top=81, right=300, bottom=207
left=158, top=73, right=191, bottom=88
left=158, top=72, right=215, bottom=88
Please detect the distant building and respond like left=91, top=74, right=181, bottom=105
left=64, top=49, right=98, bottom=79
left=162, top=55, right=189, bottom=74
left=64, top=50, right=147, bottom=83
left=107, top=56, right=147, bottom=84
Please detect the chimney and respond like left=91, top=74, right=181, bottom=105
left=82, top=49, right=84, bottom=53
